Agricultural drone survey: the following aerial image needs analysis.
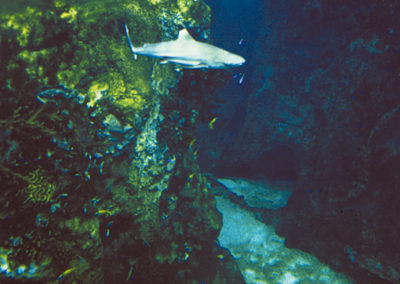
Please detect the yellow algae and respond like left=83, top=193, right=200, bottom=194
left=54, top=0, right=67, bottom=8
left=108, top=72, right=127, bottom=95
left=177, top=0, right=191, bottom=14
left=16, top=48, right=53, bottom=84
left=208, top=117, right=218, bottom=130
left=56, top=67, right=86, bottom=89
left=17, top=48, right=50, bottom=64
left=115, top=94, right=147, bottom=111
left=149, top=0, right=170, bottom=5
left=129, top=74, right=151, bottom=94
left=87, top=82, right=109, bottom=107
left=126, top=2, right=144, bottom=13
left=6, top=62, right=19, bottom=72
left=60, top=7, right=78, bottom=23
left=1, top=7, right=42, bottom=48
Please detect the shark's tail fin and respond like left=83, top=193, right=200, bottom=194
left=124, top=23, right=137, bottom=60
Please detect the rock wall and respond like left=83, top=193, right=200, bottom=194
left=0, top=1, right=243, bottom=283
left=201, top=1, right=400, bottom=282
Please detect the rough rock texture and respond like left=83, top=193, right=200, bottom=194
left=0, top=1, right=243, bottom=283
left=215, top=196, right=352, bottom=284
left=198, top=0, right=400, bottom=283
left=261, top=2, right=400, bottom=283
left=216, top=177, right=293, bottom=210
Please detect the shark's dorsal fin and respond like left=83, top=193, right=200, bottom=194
left=177, top=29, right=194, bottom=41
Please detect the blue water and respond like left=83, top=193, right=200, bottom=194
left=199, top=1, right=400, bottom=283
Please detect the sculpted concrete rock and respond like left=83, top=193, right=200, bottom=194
left=217, top=177, right=293, bottom=210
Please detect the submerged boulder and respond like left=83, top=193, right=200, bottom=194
left=216, top=177, right=293, bottom=210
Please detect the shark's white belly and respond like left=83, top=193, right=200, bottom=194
left=137, top=41, right=216, bottom=61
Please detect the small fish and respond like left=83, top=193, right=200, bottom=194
left=142, top=239, right=151, bottom=247
left=126, top=265, right=134, bottom=281
left=238, top=38, right=244, bottom=45
left=55, top=193, right=68, bottom=201
left=239, top=73, right=245, bottom=84
left=94, top=209, right=112, bottom=216
left=189, top=138, right=196, bottom=148
left=187, top=173, right=195, bottom=182
left=208, top=117, right=218, bottom=130
left=99, top=161, right=104, bottom=174
left=57, top=267, right=77, bottom=280
left=57, top=256, right=87, bottom=280
left=217, top=254, right=226, bottom=260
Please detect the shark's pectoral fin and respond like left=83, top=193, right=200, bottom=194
left=125, top=24, right=138, bottom=61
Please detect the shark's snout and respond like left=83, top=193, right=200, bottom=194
left=227, top=53, right=246, bottom=67
left=237, top=56, right=246, bottom=66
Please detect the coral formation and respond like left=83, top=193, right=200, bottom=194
left=21, top=169, right=56, bottom=206
left=0, top=0, right=242, bottom=283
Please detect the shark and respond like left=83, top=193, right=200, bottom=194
left=124, top=24, right=245, bottom=69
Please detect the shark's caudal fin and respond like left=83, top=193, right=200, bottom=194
left=124, top=24, right=137, bottom=60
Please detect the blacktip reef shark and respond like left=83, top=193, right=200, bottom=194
left=124, top=24, right=245, bottom=69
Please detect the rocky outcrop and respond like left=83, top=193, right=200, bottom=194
left=0, top=1, right=243, bottom=283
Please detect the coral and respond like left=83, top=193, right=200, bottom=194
left=21, top=169, right=56, bottom=206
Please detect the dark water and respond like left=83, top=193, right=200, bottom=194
left=199, top=0, right=400, bottom=283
